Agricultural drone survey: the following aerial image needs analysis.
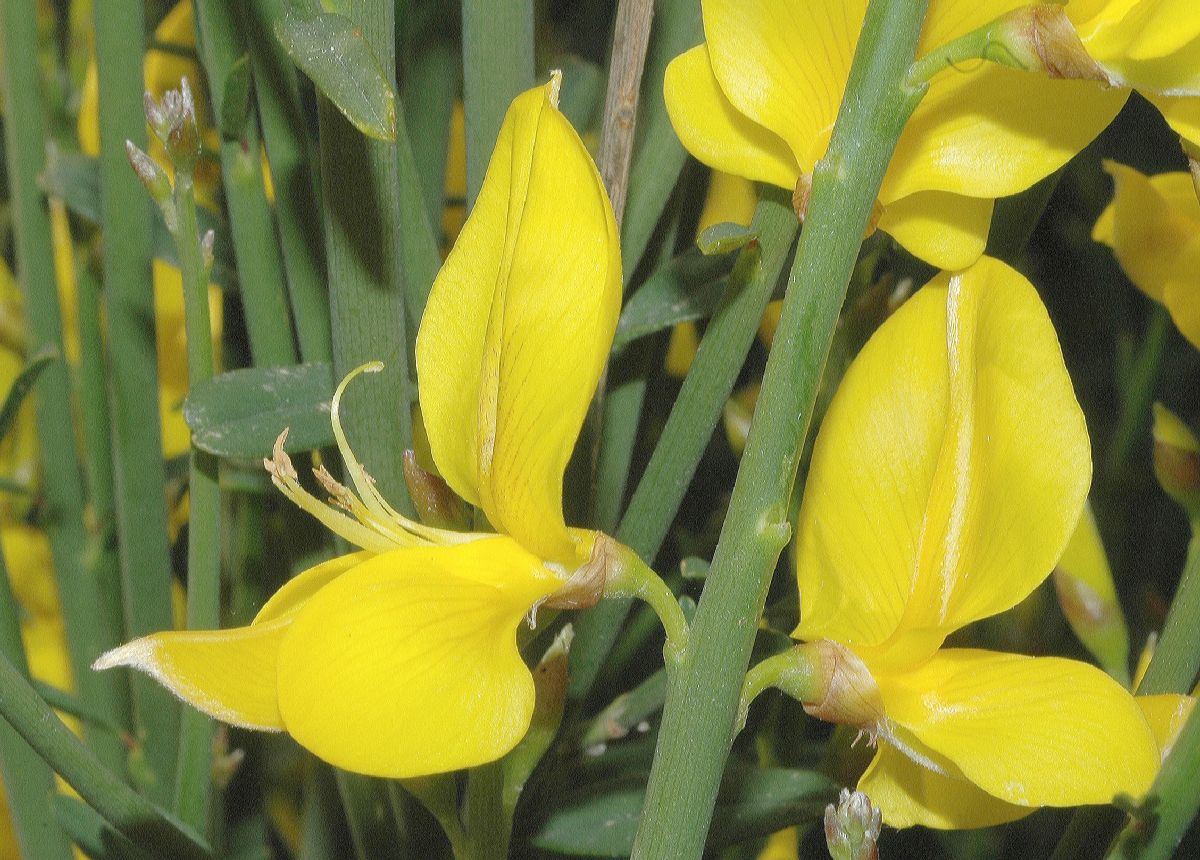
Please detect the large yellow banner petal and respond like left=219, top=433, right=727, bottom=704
left=276, top=538, right=560, bottom=778
left=93, top=618, right=291, bottom=731
left=663, top=46, right=799, bottom=191
left=876, top=650, right=1159, bottom=809
left=702, top=0, right=865, bottom=173
left=884, top=66, right=1126, bottom=202
left=858, top=742, right=1032, bottom=829
left=416, top=79, right=621, bottom=563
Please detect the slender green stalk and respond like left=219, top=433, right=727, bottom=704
left=318, top=0, right=415, bottom=509
left=1106, top=307, right=1170, bottom=480
left=1105, top=705, right=1200, bottom=859
left=570, top=194, right=798, bottom=702
left=461, top=0, right=534, bottom=206
left=165, top=163, right=223, bottom=835
left=0, top=540, right=73, bottom=858
left=401, top=37, right=459, bottom=236
left=240, top=0, right=332, bottom=364
left=393, top=99, right=443, bottom=341
left=631, top=2, right=929, bottom=854
left=592, top=340, right=656, bottom=533
left=1137, top=522, right=1200, bottom=695
left=193, top=0, right=299, bottom=368
left=0, top=651, right=209, bottom=858
left=2, top=0, right=131, bottom=775
left=335, top=772, right=407, bottom=860
left=463, top=761, right=510, bottom=860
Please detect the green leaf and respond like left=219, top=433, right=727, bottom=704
left=0, top=346, right=55, bottom=443
left=532, top=765, right=835, bottom=855
left=697, top=221, right=758, bottom=256
left=183, top=363, right=335, bottom=459
left=274, top=7, right=397, bottom=141
left=40, top=149, right=238, bottom=289
left=220, top=54, right=255, bottom=139
left=611, top=250, right=737, bottom=351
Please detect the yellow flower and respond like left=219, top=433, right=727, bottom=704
left=1092, top=162, right=1200, bottom=349
left=95, top=75, right=623, bottom=778
left=663, top=0, right=1126, bottom=271
left=791, top=257, right=1158, bottom=828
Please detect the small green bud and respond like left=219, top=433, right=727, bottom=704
left=125, top=141, right=177, bottom=230
left=824, top=788, right=882, bottom=860
left=1152, top=403, right=1200, bottom=517
left=145, top=76, right=201, bottom=172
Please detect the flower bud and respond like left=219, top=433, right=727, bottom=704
left=125, top=141, right=177, bottom=231
left=794, top=640, right=885, bottom=732
left=145, top=77, right=201, bottom=172
left=1152, top=403, right=1200, bottom=517
left=502, top=625, right=572, bottom=804
left=824, top=788, right=882, bottom=860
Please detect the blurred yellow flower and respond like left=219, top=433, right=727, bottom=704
left=1092, top=162, right=1200, bottom=349
left=791, top=257, right=1158, bottom=828
left=97, top=76, right=625, bottom=778
left=663, top=0, right=1126, bottom=271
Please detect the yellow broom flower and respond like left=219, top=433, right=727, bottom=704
left=95, top=75, right=630, bottom=778
left=787, top=257, right=1158, bottom=828
left=662, top=0, right=1126, bottom=271
left=1092, top=162, right=1200, bottom=349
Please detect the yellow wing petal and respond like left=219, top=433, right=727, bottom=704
left=254, top=551, right=374, bottom=624
left=1148, top=94, right=1200, bottom=148
left=663, top=46, right=799, bottom=191
left=884, top=66, right=1126, bottom=202
left=276, top=538, right=560, bottom=777
left=876, top=649, right=1159, bottom=809
left=794, top=259, right=1090, bottom=665
left=858, top=741, right=1032, bottom=830
left=93, top=618, right=291, bottom=731
left=415, top=79, right=620, bottom=563
left=1162, top=235, right=1200, bottom=349
left=876, top=191, right=992, bottom=270
left=701, top=0, right=864, bottom=174
left=1080, top=0, right=1200, bottom=94
left=1095, top=162, right=1200, bottom=303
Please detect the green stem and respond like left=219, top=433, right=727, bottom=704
left=167, top=168, right=223, bottom=835
left=193, top=0, right=299, bottom=368
left=0, top=651, right=209, bottom=858
left=569, top=193, right=797, bottom=702
left=460, top=0, right=534, bottom=206
left=630, top=2, right=929, bottom=855
left=0, top=535, right=73, bottom=858
left=1137, top=522, right=1200, bottom=695
left=463, top=761, right=510, bottom=860
left=1106, top=307, right=1170, bottom=481
left=1, top=0, right=131, bottom=776
left=604, top=540, right=689, bottom=664
left=736, top=646, right=824, bottom=734
left=1104, top=704, right=1200, bottom=859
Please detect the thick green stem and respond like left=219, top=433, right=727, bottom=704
left=0, top=651, right=209, bottom=858
left=630, top=2, right=928, bottom=855
left=570, top=193, right=797, bottom=702
left=166, top=168, right=223, bottom=836
left=463, top=761, right=510, bottom=860
left=1106, top=307, right=1170, bottom=481
left=460, top=0, right=534, bottom=207
left=1, top=0, right=132, bottom=776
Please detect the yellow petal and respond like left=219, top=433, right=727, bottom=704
left=665, top=322, right=700, bottom=379
left=697, top=171, right=758, bottom=234
left=1079, top=0, right=1200, bottom=94
left=884, top=66, right=1126, bottom=202
left=276, top=538, right=560, bottom=777
left=858, top=742, right=1032, bottom=830
left=415, top=79, right=620, bottom=563
left=1054, top=501, right=1130, bottom=674
left=876, top=191, right=992, bottom=270
left=94, top=618, right=291, bottom=731
left=1137, top=694, right=1196, bottom=760
left=917, top=0, right=1039, bottom=55
left=701, top=0, right=863, bottom=174
left=876, top=649, right=1159, bottom=808
left=254, top=551, right=374, bottom=624
left=1148, top=94, right=1200, bottom=149
left=794, top=258, right=1090, bottom=667
left=1094, top=162, right=1200, bottom=303
left=1161, top=235, right=1200, bottom=349
left=663, top=45, right=799, bottom=191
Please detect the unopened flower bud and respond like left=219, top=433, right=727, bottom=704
left=795, top=639, right=885, bottom=732
left=1152, top=403, right=1200, bottom=517
left=125, top=141, right=177, bottom=230
left=200, top=229, right=216, bottom=274
left=146, top=77, right=201, bottom=172
left=502, top=625, right=572, bottom=805
left=824, top=788, right=882, bottom=860
left=401, top=450, right=469, bottom=530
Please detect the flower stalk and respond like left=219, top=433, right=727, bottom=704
left=630, top=1, right=930, bottom=855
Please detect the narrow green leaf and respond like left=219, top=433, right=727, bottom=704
left=220, top=54, right=254, bottom=139
left=0, top=347, right=56, bottom=443
left=183, top=363, right=336, bottom=459
left=532, top=766, right=834, bottom=856
left=611, top=250, right=736, bottom=351
left=275, top=7, right=397, bottom=141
